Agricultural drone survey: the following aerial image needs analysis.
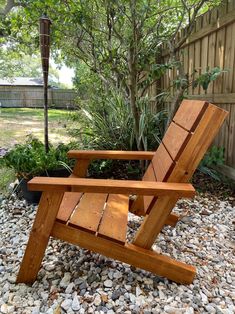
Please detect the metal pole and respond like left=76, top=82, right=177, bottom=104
left=39, top=14, right=51, bottom=153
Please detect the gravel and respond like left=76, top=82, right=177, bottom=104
left=0, top=192, right=234, bottom=313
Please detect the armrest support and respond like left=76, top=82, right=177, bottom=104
left=67, top=150, right=155, bottom=160
left=28, top=177, right=195, bottom=198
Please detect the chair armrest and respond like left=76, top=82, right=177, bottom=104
left=28, top=177, right=195, bottom=198
left=67, top=150, right=155, bottom=160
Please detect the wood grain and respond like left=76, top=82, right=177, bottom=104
left=98, top=194, right=129, bottom=244
left=162, top=122, right=191, bottom=161
left=68, top=150, right=155, bottom=160
left=69, top=193, right=107, bottom=233
left=173, top=100, right=208, bottom=132
left=28, top=177, right=195, bottom=198
left=57, top=192, right=82, bottom=223
left=151, top=144, right=175, bottom=182
left=17, top=191, right=64, bottom=283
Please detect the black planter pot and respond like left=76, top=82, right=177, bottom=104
left=18, top=168, right=71, bottom=204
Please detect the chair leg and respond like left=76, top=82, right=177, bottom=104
left=17, top=191, right=64, bottom=284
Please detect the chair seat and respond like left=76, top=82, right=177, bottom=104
left=56, top=192, right=129, bottom=244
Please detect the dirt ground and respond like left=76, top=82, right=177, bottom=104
left=0, top=108, right=75, bottom=148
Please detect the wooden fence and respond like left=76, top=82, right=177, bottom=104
left=160, top=0, right=235, bottom=168
left=0, top=86, right=78, bottom=109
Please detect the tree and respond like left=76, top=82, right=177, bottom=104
left=0, top=0, right=221, bottom=149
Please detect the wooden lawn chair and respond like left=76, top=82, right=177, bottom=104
left=16, top=100, right=228, bottom=285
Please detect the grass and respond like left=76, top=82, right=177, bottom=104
left=0, top=107, right=77, bottom=195
left=0, top=108, right=76, bottom=148
left=0, top=167, right=15, bottom=196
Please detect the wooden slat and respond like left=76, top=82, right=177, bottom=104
left=28, top=177, right=195, bottom=198
left=134, top=103, right=228, bottom=249
left=169, top=104, right=229, bottom=183
left=98, top=194, right=129, bottom=244
left=223, top=24, right=235, bottom=94
left=162, top=122, right=191, bottom=161
left=69, top=193, right=107, bottom=233
left=151, top=144, right=175, bottom=182
left=68, top=150, right=155, bottom=160
left=173, top=100, right=208, bottom=131
left=57, top=192, right=82, bottom=223
left=207, top=32, right=216, bottom=94
left=214, top=27, right=226, bottom=93
left=51, top=222, right=196, bottom=284
left=17, top=191, right=64, bottom=283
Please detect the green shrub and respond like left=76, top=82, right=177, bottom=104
left=1, top=136, right=79, bottom=179
left=199, top=146, right=225, bottom=180
left=68, top=91, right=167, bottom=152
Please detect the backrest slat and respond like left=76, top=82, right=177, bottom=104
left=162, top=122, right=191, bottom=161
left=130, top=100, right=228, bottom=216
left=133, top=101, right=228, bottom=249
left=173, top=100, right=208, bottom=132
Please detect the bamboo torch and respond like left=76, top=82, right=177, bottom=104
left=39, top=14, right=51, bottom=153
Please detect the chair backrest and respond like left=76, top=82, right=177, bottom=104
left=131, top=100, right=228, bottom=215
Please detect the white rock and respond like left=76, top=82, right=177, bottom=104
left=93, top=295, right=101, bottom=306
left=65, top=282, right=75, bottom=294
left=71, top=293, right=80, bottom=311
left=136, top=286, right=142, bottom=297
left=0, top=304, right=8, bottom=314
left=61, top=299, right=72, bottom=311
left=60, top=272, right=71, bottom=288
left=104, top=279, right=113, bottom=288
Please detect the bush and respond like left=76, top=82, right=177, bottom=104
left=199, top=146, right=225, bottom=180
left=68, top=91, right=167, bottom=152
left=1, top=136, right=79, bottom=179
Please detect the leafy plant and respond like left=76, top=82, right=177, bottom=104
left=193, top=67, right=227, bottom=91
left=198, top=146, right=225, bottom=180
left=1, top=135, right=78, bottom=179
left=68, top=91, right=167, bottom=152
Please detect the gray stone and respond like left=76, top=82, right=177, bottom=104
left=60, top=272, right=71, bottom=288
left=71, top=293, right=80, bottom=311
left=61, top=299, right=72, bottom=311
left=104, top=280, right=113, bottom=288
left=65, top=282, right=75, bottom=294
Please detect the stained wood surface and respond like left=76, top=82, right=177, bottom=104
left=133, top=103, right=228, bottom=249
left=72, top=159, right=90, bottom=177
left=133, top=195, right=179, bottom=249
left=151, top=144, right=175, bottom=182
left=51, top=222, right=196, bottom=284
left=17, top=191, right=64, bottom=283
left=162, top=122, right=191, bottom=161
left=68, top=150, right=155, bottom=160
left=98, top=194, right=129, bottom=244
left=69, top=193, right=107, bottom=233
left=28, top=177, right=195, bottom=197
left=57, top=192, right=82, bottom=222
left=173, top=100, right=208, bottom=131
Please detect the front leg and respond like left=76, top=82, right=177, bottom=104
left=17, top=191, right=64, bottom=284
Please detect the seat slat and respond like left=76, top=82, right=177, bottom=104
left=69, top=193, right=107, bottom=233
left=98, top=194, right=129, bottom=244
left=57, top=192, right=83, bottom=223
left=173, top=100, right=208, bottom=132
left=162, top=122, right=191, bottom=161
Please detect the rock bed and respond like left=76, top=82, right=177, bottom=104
left=0, top=193, right=234, bottom=314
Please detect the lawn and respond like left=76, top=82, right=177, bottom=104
left=0, top=108, right=75, bottom=148
left=0, top=108, right=77, bottom=194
